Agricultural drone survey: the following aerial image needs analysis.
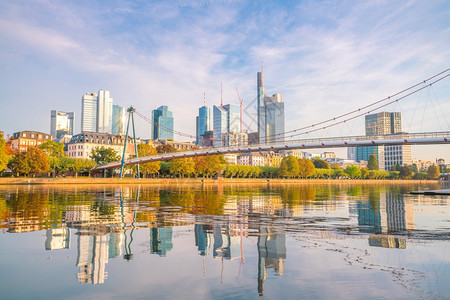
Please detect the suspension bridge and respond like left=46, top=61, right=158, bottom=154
left=92, top=68, right=450, bottom=175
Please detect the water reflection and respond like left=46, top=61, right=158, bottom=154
left=0, top=183, right=448, bottom=298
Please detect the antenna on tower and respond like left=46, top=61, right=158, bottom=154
left=221, top=82, right=223, bottom=106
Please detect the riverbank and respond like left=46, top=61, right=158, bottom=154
left=0, top=177, right=439, bottom=186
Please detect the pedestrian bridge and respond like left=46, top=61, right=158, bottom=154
left=93, top=131, right=450, bottom=171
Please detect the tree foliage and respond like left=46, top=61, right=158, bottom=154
left=427, top=165, right=440, bottom=179
left=399, top=165, right=413, bottom=179
left=38, top=140, right=65, bottom=157
left=170, top=158, right=195, bottom=177
left=193, top=155, right=222, bottom=177
left=137, top=143, right=160, bottom=176
left=0, top=131, right=8, bottom=172
left=90, top=147, right=120, bottom=165
left=9, top=147, right=49, bottom=176
left=312, top=158, right=331, bottom=169
left=344, top=165, right=362, bottom=178
left=298, top=158, right=315, bottom=178
left=367, top=154, right=379, bottom=170
left=279, top=155, right=299, bottom=178
left=72, top=158, right=97, bottom=177
left=156, top=144, right=177, bottom=154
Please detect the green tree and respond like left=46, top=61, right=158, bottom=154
left=360, top=167, right=369, bottom=179
left=8, top=152, right=30, bottom=176
left=72, top=158, right=97, bottom=177
left=90, top=147, right=120, bottom=165
left=298, top=158, right=315, bottom=178
left=156, top=144, right=177, bottom=154
left=367, top=154, right=379, bottom=170
left=344, top=165, right=362, bottom=178
left=137, top=143, right=160, bottom=177
left=0, top=131, right=9, bottom=172
left=427, top=165, right=440, bottom=179
left=312, top=158, right=331, bottom=169
left=38, top=140, right=65, bottom=157
left=279, top=155, right=300, bottom=178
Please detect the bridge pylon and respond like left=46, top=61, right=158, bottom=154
left=120, top=106, right=140, bottom=179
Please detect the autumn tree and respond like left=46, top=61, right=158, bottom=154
left=137, top=143, right=160, bottom=177
left=399, top=165, right=413, bottom=179
left=193, top=155, right=221, bottom=178
left=156, top=144, right=177, bottom=154
left=427, top=165, right=440, bottom=179
left=367, top=154, right=379, bottom=170
left=312, top=158, right=331, bottom=169
left=72, top=158, right=97, bottom=177
left=8, top=152, right=30, bottom=176
left=170, top=158, right=195, bottom=177
left=38, top=140, right=65, bottom=157
left=0, top=131, right=8, bottom=172
left=279, top=155, right=299, bottom=178
left=298, top=158, right=315, bottom=178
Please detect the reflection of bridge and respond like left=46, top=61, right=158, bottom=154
left=93, top=131, right=450, bottom=171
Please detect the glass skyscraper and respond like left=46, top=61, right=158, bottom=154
left=81, top=93, right=97, bottom=132
left=97, top=90, right=113, bottom=133
left=112, top=105, right=126, bottom=135
left=50, top=110, right=74, bottom=139
left=196, top=106, right=210, bottom=146
left=213, top=104, right=240, bottom=147
left=151, top=105, right=174, bottom=140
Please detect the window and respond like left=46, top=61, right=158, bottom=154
left=22, top=133, right=26, bottom=137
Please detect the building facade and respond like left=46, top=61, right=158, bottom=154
left=81, top=93, right=98, bottom=132
left=213, top=104, right=240, bottom=147
left=50, top=110, right=74, bottom=139
left=196, top=106, right=210, bottom=146
left=97, top=90, right=113, bottom=133
left=10, top=131, right=54, bottom=152
left=237, top=152, right=265, bottom=166
left=221, top=132, right=248, bottom=147
left=112, top=105, right=126, bottom=135
left=66, top=132, right=135, bottom=160
left=151, top=106, right=174, bottom=140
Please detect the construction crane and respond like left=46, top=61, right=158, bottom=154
left=235, top=87, right=243, bottom=132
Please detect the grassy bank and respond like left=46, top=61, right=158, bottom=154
left=0, top=177, right=438, bottom=186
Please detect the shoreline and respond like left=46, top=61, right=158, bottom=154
left=0, top=177, right=439, bottom=186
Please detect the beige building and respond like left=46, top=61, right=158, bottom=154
left=262, top=151, right=283, bottom=167
left=237, top=152, right=265, bottom=166
left=10, top=131, right=54, bottom=152
left=66, top=132, right=136, bottom=159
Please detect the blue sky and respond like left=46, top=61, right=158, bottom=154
left=0, top=0, right=449, bottom=160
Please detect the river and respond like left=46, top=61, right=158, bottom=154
left=0, top=182, right=448, bottom=299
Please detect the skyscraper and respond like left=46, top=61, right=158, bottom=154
left=213, top=103, right=240, bottom=147
left=151, top=105, right=174, bottom=140
left=196, top=105, right=210, bottom=146
left=97, top=90, right=113, bottom=133
left=50, top=110, right=74, bottom=139
left=81, top=93, right=98, bottom=132
left=112, top=105, right=126, bottom=135
left=256, top=67, right=285, bottom=143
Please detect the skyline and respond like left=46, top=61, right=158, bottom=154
left=1, top=0, right=449, bottom=161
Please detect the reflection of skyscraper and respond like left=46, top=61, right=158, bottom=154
left=212, top=225, right=240, bottom=260
left=257, top=227, right=286, bottom=296
left=150, top=227, right=173, bottom=257
left=76, top=234, right=111, bottom=284
left=195, top=224, right=210, bottom=256
left=357, top=192, right=415, bottom=236
left=45, top=228, right=70, bottom=250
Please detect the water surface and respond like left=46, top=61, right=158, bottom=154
left=0, top=183, right=449, bottom=299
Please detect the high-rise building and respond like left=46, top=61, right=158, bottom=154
left=112, top=105, right=126, bottom=135
left=356, top=111, right=411, bottom=170
left=81, top=93, right=98, bottom=132
left=213, top=103, right=240, bottom=147
left=256, top=68, right=285, bottom=143
left=196, top=105, right=210, bottom=146
left=151, top=105, right=174, bottom=140
left=50, top=110, right=74, bottom=139
left=97, top=90, right=113, bottom=133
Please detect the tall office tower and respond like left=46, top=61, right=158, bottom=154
left=256, top=67, right=285, bottom=143
left=356, top=111, right=410, bottom=170
left=50, top=110, right=75, bottom=139
left=112, top=105, right=126, bottom=135
left=213, top=103, right=240, bottom=147
left=151, top=105, right=174, bottom=140
left=196, top=105, right=210, bottom=146
left=81, top=93, right=98, bottom=132
left=97, top=90, right=113, bottom=133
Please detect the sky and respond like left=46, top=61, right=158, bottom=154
left=0, top=0, right=449, bottom=161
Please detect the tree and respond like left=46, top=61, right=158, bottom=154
left=312, top=158, right=331, bottom=169
left=8, top=152, right=30, bottom=176
left=73, top=158, right=97, bottom=177
left=156, top=144, right=177, bottom=154
left=137, top=143, right=160, bottom=177
left=193, top=155, right=221, bottom=178
left=90, top=147, right=120, bottom=165
left=344, top=165, right=362, bottom=178
left=360, top=167, right=369, bottom=179
left=0, top=131, right=8, bottom=172
left=399, top=165, right=413, bottom=179
left=298, top=158, right=315, bottom=178
left=38, top=140, right=65, bottom=157
left=170, top=158, right=195, bottom=177
left=279, top=155, right=299, bottom=178
left=427, top=165, right=440, bottom=179
left=26, top=147, right=50, bottom=176
left=367, top=154, right=379, bottom=170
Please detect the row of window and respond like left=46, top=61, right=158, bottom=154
left=21, top=133, right=50, bottom=139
